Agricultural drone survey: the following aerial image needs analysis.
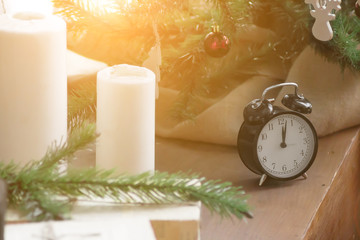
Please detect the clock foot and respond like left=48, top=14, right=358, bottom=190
left=302, top=173, right=308, bottom=179
left=259, top=174, right=267, bottom=186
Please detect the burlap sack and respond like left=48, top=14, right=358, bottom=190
left=155, top=77, right=282, bottom=145
left=68, top=37, right=360, bottom=146
left=156, top=46, right=360, bottom=145
left=276, top=46, right=360, bottom=138
left=155, top=25, right=286, bottom=145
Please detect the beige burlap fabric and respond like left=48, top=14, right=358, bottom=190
left=68, top=38, right=360, bottom=146
left=156, top=46, right=360, bottom=145
left=155, top=25, right=287, bottom=145
left=277, top=46, right=360, bottom=138
left=155, top=77, right=282, bottom=145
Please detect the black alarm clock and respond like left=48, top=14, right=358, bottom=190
left=237, top=83, right=318, bottom=186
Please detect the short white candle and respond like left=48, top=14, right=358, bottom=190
left=0, top=12, right=67, bottom=165
left=96, top=64, right=155, bottom=174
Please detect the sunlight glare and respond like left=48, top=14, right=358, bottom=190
left=5, top=0, right=52, bottom=14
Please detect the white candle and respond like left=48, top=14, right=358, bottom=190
left=3, top=0, right=53, bottom=15
left=0, top=12, right=67, bottom=165
left=96, top=64, right=155, bottom=174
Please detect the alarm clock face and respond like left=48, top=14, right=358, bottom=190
left=256, top=112, right=317, bottom=179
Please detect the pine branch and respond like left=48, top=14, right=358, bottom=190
left=53, top=0, right=110, bottom=31
left=68, top=80, right=97, bottom=123
left=14, top=190, right=72, bottom=221
left=55, top=0, right=360, bottom=122
left=53, top=0, right=155, bottom=65
left=165, top=49, right=209, bottom=120
left=2, top=122, right=97, bottom=220
left=310, top=11, right=360, bottom=71
left=7, top=168, right=251, bottom=221
left=249, top=0, right=310, bottom=64
left=169, top=80, right=203, bottom=121
left=54, top=0, right=254, bottom=120
left=67, top=0, right=119, bottom=16
left=206, top=0, right=236, bottom=32
left=0, top=119, right=251, bottom=222
left=21, top=121, right=97, bottom=173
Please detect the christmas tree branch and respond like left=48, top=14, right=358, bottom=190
left=310, top=11, right=360, bottom=71
left=68, top=80, right=97, bottom=123
left=14, top=190, right=72, bottom=221
left=54, top=0, right=254, bottom=119
left=249, top=0, right=310, bottom=64
left=0, top=119, right=251, bottom=221
left=53, top=0, right=155, bottom=65
left=7, top=167, right=251, bottom=221
left=21, top=121, right=97, bottom=173
left=52, top=0, right=110, bottom=32
left=55, top=0, right=360, bottom=121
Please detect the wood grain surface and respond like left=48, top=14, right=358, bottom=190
left=156, top=127, right=360, bottom=240
left=71, top=127, right=360, bottom=239
left=304, top=128, right=360, bottom=240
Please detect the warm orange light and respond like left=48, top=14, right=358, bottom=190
left=89, top=0, right=136, bottom=13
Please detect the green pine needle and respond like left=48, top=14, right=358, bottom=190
left=68, top=80, right=97, bottom=124
left=1, top=121, right=251, bottom=222
left=311, top=11, right=360, bottom=71
left=21, top=120, right=97, bottom=173
left=55, top=0, right=360, bottom=121
left=14, top=0, right=360, bottom=224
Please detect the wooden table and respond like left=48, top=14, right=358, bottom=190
left=156, top=127, right=360, bottom=240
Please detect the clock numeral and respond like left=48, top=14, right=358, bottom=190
left=278, top=118, right=285, bottom=125
left=257, top=145, right=263, bottom=152
left=272, top=163, right=276, bottom=169
left=262, top=156, right=267, bottom=162
left=282, top=165, right=287, bottom=172
left=294, top=160, right=298, bottom=167
left=300, top=150, right=305, bottom=156
left=303, top=138, right=309, bottom=145
left=299, top=126, right=304, bottom=134
left=261, top=133, right=267, bottom=140
left=290, top=120, right=294, bottom=127
left=268, top=123, right=274, bottom=131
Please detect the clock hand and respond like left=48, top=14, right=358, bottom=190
left=280, top=121, right=287, bottom=148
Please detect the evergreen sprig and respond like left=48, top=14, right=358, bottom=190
left=68, top=80, right=97, bottom=123
left=3, top=120, right=251, bottom=221
left=4, top=121, right=98, bottom=220
left=310, top=11, right=360, bottom=71
left=53, top=0, right=155, bottom=65
left=54, top=0, right=360, bottom=120
left=54, top=0, right=255, bottom=119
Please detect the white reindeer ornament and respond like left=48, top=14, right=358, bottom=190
left=305, top=0, right=341, bottom=41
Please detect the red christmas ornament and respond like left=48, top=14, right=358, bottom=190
left=204, top=26, right=231, bottom=58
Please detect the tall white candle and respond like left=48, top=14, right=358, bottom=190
left=3, top=0, right=53, bottom=15
left=0, top=12, right=67, bottom=165
left=96, top=64, right=155, bottom=174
